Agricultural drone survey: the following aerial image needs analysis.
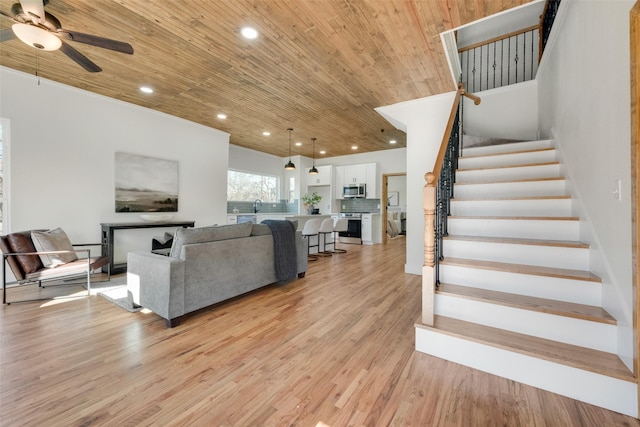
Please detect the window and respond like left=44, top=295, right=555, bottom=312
left=227, top=170, right=277, bottom=202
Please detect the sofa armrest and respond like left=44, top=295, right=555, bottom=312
left=295, top=230, right=308, bottom=276
left=127, top=251, right=186, bottom=326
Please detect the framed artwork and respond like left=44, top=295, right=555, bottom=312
left=114, top=152, right=178, bottom=212
left=388, top=191, right=399, bottom=206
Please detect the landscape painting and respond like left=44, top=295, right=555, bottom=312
left=115, top=152, right=178, bottom=212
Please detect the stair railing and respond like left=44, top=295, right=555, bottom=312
left=458, top=0, right=562, bottom=93
left=540, top=0, right=562, bottom=61
left=422, top=84, right=480, bottom=325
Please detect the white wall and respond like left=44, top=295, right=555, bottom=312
left=315, top=148, right=406, bottom=173
left=229, top=144, right=284, bottom=177
left=387, top=175, right=407, bottom=212
left=376, top=92, right=457, bottom=275
left=537, top=0, right=634, bottom=369
left=0, top=67, right=229, bottom=262
left=463, top=80, right=539, bottom=140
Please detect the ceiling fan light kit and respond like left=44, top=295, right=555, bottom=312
left=12, top=22, right=60, bottom=50
left=1, top=0, right=134, bottom=72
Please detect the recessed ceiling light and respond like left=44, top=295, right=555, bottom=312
left=140, top=86, right=153, bottom=94
left=319, top=150, right=326, bottom=155
left=295, top=142, right=302, bottom=146
left=217, top=113, right=227, bottom=119
left=262, top=131, right=270, bottom=136
left=351, top=145, right=358, bottom=150
left=389, top=139, right=397, bottom=144
left=241, top=27, right=258, bottom=40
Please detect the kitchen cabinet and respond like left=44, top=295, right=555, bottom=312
left=361, top=214, right=372, bottom=243
left=307, top=165, right=332, bottom=186
left=361, top=213, right=381, bottom=245
left=365, top=163, right=378, bottom=199
left=227, top=215, right=238, bottom=224
left=335, top=163, right=378, bottom=199
left=334, top=166, right=345, bottom=199
left=343, top=164, right=368, bottom=184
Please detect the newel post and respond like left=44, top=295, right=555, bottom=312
left=422, top=172, right=436, bottom=325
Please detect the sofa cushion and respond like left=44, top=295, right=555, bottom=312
left=252, top=220, right=298, bottom=236
left=31, top=228, right=78, bottom=267
left=251, top=224, right=272, bottom=236
left=170, top=222, right=253, bottom=257
left=6, top=233, right=44, bottom=274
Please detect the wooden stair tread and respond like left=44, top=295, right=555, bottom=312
left=461, top=147, right=556, bottom=159
left=416, top=316, right=635, bottom=382
left=452, top=195, right=571, bottom=201
left=440, top=257, right=602, bottom=282
left=455, top=176, right=565, bottom=185
left=450, top=215, right=579, bottom=221
left=458, top=161, right=560, bottom=172
left=437, top=283, right=615, bottom=324
left=443, top=235, right=589, bottom=249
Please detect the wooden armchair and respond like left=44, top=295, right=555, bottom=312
left=0, top=229, right=110, bottom=304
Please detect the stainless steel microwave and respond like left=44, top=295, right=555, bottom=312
left=343, top=184, right=366, bottom=198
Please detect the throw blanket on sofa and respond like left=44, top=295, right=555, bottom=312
left=261, top=220, right=298, bottom=283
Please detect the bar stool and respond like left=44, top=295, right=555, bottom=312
left=332, top=218, right=348, bottom=254
left=302, top=218, right=321, bottom=261
left=318, top=218, right=335, bottom=256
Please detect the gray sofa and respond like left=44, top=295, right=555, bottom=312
left=127, top=221, right=307, bottom=327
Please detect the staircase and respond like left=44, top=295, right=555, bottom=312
left=415, top=139, right=638, bottom=417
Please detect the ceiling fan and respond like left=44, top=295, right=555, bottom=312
left=0, top=0, right=133, bottom=72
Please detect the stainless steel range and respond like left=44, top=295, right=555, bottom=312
left=340, top=212, right=363, bottom=219
left=339, top=212, right=364, bottom=243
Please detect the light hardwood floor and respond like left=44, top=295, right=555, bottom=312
left=1, top=237, right=639, bottom=426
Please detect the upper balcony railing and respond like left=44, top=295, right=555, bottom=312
left=459, top=25, right=539, bottom=93
left=458, top=0, right=561, bottom=93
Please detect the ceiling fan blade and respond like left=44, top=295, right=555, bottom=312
left=19, top=0, right=45, bottom=25
left=59, top=41, right=102, bottom=72
left=0, top=28, right=16, bottom=42
left=0, top=9, right=14, bottom=19
left=57, top=30, right=133, bottom=55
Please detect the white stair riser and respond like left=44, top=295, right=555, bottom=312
left=462, top=140, right=554, bottom=156
left=443, top=240, right=589, bottom=270
left=450, top=198, right=573, bottom=217
left=454, top=180, right=567, bottom=198
left=439, top=264, right=601, bottom=306
left=448, top=218, right=579, bottom=240
left=434, top=295, right=615, bottom=352
left=415, top=327, right=637, bottom=418
left=456, top=163, right=562, bottom=183
left=459, top=150, right=558, bottom=169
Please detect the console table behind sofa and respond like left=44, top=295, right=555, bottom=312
left=101, top=221, right=195, bottom=274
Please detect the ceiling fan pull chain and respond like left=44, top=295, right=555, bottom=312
left=36, top=49, right=40, bottom=85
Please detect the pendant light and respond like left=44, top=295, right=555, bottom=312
left=284, top=128, right=296, bottom=170
left=309, top=137, right=319, bottom=174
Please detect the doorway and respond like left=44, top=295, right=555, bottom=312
left=381, top=173, right=406, bottom=244
left=630, top=0, right=640, bottom=409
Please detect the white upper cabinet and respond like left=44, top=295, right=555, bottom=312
left=335, top=163, right=378, bottom=199
left=308, top=165, right=332, bottom=186
left=365, top=163, right=378, bottom=199
left=334, top=166, right=345, bottom=199
left=343, top=164, right=368, bottom=184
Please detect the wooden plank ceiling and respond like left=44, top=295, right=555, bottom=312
left=0, top=0, right=533, bottom=158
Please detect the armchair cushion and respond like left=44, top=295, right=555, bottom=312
left=6, top=233, right=43, bottom=274
left=31, top=228, right=78, bottom=267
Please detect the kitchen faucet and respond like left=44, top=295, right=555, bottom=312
left=254, top=199, right=262, bottom=213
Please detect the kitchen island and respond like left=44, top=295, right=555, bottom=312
left=284, top=214, right=333, bottom=231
